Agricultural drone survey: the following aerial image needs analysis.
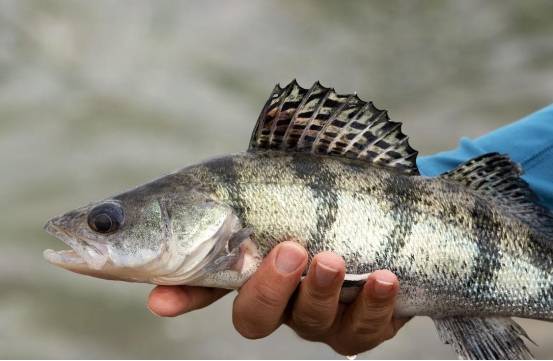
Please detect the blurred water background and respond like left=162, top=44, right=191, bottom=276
left=1, top=0, right=553, bottom=358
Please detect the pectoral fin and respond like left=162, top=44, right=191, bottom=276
left=433, top=316, right=534, bottom=360
left=205, top=228, right=255, bottom=273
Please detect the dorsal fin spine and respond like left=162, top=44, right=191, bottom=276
left=342, top=107, right=387, bottom=155
left=297, top=85, right=331, bottom=148
left=281, top=82, right=315, bottom=149
left=362, top=121, right=402, bottom=161
left=380, top=136, right=410, bottom=165
left=312, top=93, right=356, bottom=153
left=250, top=84, right=282, bottom=149
left=268, top=81, right=295, bottom=148
left=327, top=101, right=369, bottom=154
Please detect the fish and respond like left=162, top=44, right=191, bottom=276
left=44, top=80, right=553, bottom=359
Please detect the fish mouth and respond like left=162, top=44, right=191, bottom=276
left=43, top=219, right=109, bottom=271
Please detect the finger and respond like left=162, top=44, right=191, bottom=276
left=232, top=241, right=307, bottom=339
left=332, top=270, right=399, bottom=355
left=289, top=252, right=345, bottom=339
left=392, top=317, right=411, bottom=334
left=148, top=285, right=229, bottom=317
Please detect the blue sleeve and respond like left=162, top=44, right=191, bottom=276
left=417, top=103, right=553, bottom=210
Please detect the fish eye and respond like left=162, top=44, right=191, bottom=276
left=87, top=202, right=124, bottom=234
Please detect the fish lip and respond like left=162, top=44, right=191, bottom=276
left=43, top=218, right=108, bottom=270
left=43, top=218, right=82, bottom=253
left=43, top=248, right=87, bottom=267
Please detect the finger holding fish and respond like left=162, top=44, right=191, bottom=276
left=148, top=285, right=229, bottom=317
left=232, top=241, right=307, bottom=339
left=288, top=251, right=345, bottom=340
left=329, top=270, right=400, bottom=355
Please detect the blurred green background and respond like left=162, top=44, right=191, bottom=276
left=1, top=0, right=553, bottom=358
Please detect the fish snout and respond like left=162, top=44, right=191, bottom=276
left=44, top=217, right=61, bottom=236
left=44, top=210, right=110, bottom=270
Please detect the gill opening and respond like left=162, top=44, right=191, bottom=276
left=149, top=212, right=242, bottom=285
left=158, top=197, right=173, bottom=244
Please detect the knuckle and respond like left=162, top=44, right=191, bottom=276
left=351, top=314, right=389, bottom=335
left=352, top=321, right=383, bottom=335
left=292, top=310, right=331, bottom=333
left=252, top=281, right=285, bottom=310
left=369, top=308, right=392, bottom=323
left=290, top=286, right=338, bottom=334
left=362, top=302, right=394, bottom=323
left=305, top=282, right=336, bottom=301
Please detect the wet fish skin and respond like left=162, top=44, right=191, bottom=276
left=178, top=150, right=553, bottom=320
left=44, top=149, right=553, bottom=318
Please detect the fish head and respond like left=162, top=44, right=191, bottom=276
left=43, top=180, right=248, bottom=285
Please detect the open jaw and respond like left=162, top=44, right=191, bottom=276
left=43, top=219, right=109, bottom=272
left=43, top=249, right=87, bottom=267
left=42, top=215, right=234, bottom=285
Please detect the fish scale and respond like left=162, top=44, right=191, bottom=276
left=43, top=81, right=553, bottom=359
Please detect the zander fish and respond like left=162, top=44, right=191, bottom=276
left=44, top=81, right=553, bottom=359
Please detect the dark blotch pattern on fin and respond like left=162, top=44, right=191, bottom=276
left=249, top=80, right=419, bottom=175
left=433, top=317, right=534, bottom=360
left=440, top=152, right=553, bottom=248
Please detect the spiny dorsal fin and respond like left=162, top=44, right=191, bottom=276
left=439, top=153, right=553, bottom=241
left=248, top=80, right=419, bottom=175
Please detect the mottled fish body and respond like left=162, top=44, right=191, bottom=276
left=184, top=151, right=553, bottom=320
left=44, top=81, right=553, bottom=359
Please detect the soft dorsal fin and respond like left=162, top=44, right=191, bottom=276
left=248, top=80, right=419, bottom=175
left=439, top=153, right=553, bottom=241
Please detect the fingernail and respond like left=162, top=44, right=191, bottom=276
left=372, top=279, right=395, bottom=299
left=314, top=260, right=338, bottom=287
left=275, top=243, right=305, bottom=274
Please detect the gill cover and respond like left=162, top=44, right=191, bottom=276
left=147, top=195, right=245, bottom=285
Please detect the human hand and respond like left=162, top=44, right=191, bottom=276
left=148, top=241, right=409, bottom=356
